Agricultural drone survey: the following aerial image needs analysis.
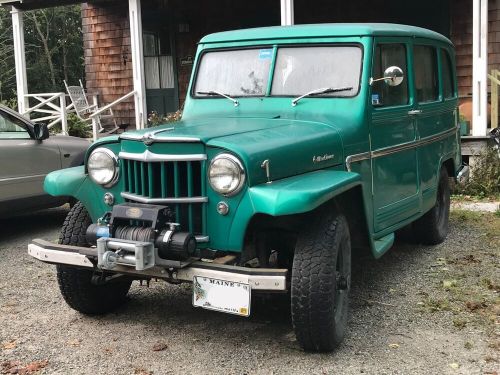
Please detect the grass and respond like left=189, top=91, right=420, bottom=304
left=419, top=211, right=499, bottom=339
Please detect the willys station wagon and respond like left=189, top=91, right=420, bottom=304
left=28, top=24, right=468, bottom=352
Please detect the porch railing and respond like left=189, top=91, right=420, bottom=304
left=23, top=93, right=70, bottom=135
left=22, top=90, right=138, bottom=141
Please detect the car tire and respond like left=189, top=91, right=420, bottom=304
left=56, top=202, right=132, bottom=315
left=291, top=209, right=351, bottom=352
left=413, top=167, right=450, bottom=245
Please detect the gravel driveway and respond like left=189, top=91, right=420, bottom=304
left=0, top=207, right=498, bottom=375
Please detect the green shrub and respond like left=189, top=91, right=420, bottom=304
left=456, top=146, right=500, bottom=198
left=49, top=113, right=91, bottom=138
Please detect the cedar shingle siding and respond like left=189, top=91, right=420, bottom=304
left=82, top=1, right=134, bottom=127
left=81, top=0, right=499, bottom=127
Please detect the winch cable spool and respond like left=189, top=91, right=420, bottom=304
left=114, top=226, right=155, bottom=242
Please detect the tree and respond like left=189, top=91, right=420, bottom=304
left=0, top=6, right=15, bottom=103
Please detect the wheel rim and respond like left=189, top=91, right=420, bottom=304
left=334, top=241, right=349, bottom=324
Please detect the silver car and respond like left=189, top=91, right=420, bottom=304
left=0, top=105, right=89, bottom=217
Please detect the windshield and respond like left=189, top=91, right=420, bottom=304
left=193, top=45, right=362, bottom=98
left=195, top=48, right=273, bottom=96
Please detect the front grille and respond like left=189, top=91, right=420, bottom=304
left=119, top=151, right=207, bottom=237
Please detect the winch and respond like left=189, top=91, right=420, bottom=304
left=86, top=203, right=197, bottom=271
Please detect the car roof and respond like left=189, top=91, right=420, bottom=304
left=200, top=23, right=452, bottom=45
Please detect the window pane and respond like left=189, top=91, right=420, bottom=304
left=160, top=55, right=175, bottom=89
left=441, top=49, right=454, bottom=99
left=372, top=44, right=408, bottom=107
left=414, top=46, right=438, bottom=103
left=0, top=113, right=30, bottom=139
left=195, top=49, right=272, bottom=96
left=271, top=46, right=361, bottom=96
left=143, top=33, right=157, bottom=56
left=145, top=56, right=160, bottom=89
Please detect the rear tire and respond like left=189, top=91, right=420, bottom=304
left=291, top=209, right=351, bottom=352
left=56, top=202, right=132, bottom=315
left=413, top=167, right=450, bottom=245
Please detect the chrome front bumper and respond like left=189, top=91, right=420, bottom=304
left=28, top=239, right=287, bottom=292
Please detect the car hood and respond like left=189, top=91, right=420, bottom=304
left=120, top=117, right=344, bottom=186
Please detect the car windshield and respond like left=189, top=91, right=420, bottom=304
left=194, top=45, right=362, bottom=98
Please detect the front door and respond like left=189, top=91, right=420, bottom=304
left=370, top=39, right=420, bottom=233
left=143, top=28, right=178, bottom=118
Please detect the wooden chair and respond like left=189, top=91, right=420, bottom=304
left=64, top=80, right=119, bottom=134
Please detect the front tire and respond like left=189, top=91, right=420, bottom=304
left=56, top=202, right=132, bottom=315
left=413, top=167, right=450, bottom=245
left=291, top=209, right=351, bottom=352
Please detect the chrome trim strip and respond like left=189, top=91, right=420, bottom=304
left=195, top=235, right=210, bottom=243
left=121, top=192, right=208, bottom=204
left=119, top=150, right=207, bottom=162
left=0, top=173, right=46, bottom=183
left=120, top=133, right=201, bottom=143
left=345, top=126, right=459, bottom=171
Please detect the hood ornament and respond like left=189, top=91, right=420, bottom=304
left=141, top=127, right=175, bottom=145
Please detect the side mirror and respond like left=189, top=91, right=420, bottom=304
left=369, top=66, right=404, bottom=87
left=33, top=123, right=50, bottom=141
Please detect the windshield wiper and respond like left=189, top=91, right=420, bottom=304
left=291, top=86, right=353, bottom=106
left=196, top=91, right=239, bottom=107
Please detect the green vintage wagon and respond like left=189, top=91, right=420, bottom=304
left=29, top=23, right=468, bottom=352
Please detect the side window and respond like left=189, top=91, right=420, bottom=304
left=372, top=44, right=409, bottom=107
left=414, top=45, right=438, bottom=103
left=0, top=112, right=30, bottom=139
left=441, top=49, right=455, bottom=99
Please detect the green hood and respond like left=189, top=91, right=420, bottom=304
left=119, top=117, right=344, bottom=186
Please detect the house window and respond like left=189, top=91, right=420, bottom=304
left=372, top=43, right=409, bottom=107
left=143, top=31, right=174, bottom=89
left=414, top=45, right=438, bottom=103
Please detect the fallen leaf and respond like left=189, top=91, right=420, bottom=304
left=134, top=368, right=152, bottom=375
left=449, top=363, right=460, bottom=369
left=152, top=342, right=168, bottom=352
left=21, top=360, right=49, bottom=374
left=1, top=341, right=16, bottom=350
left=442, top=279, right=457, bottom=289
left=1, top=360, right=49, bottom=374
left=388, top=343, right=399, bottom=349
left=66, top=339, right=81, bottom=347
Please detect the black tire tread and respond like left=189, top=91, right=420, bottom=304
left=291, top=210, right=350, bottom=352
left=413, top=167, right=450, bottom=245
left=56, top=202, right=131, bottom=315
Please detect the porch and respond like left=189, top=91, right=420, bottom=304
left=0, top=0, right=497, bottom=143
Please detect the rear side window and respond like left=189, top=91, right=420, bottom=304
left=441, top=49, right=455, bottom=99
left=372, top=44, right=408, bottom=107
left=414, top=45, right=438, bottom=103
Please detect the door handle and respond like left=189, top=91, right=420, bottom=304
left=408, top=109, right=423, bottom=115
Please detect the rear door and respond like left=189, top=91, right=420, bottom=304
left=370, top=38, right=420, bottom=232
left=413, top=43, right=458, bottom=212
left=0, top=109, right=60, bottom=202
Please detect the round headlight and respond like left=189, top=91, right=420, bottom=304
left=87, top=148, right=119, bottom=187
left=209, top=154, right=245, bottom=196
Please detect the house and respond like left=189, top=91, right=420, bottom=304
left=0, top=0, right=497, bottom=143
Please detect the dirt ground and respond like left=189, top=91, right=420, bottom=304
left=0, top=207, right=498, bottom=375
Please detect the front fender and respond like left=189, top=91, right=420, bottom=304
left=44, top=166, right=111, bottom=221
left=226, top=169, right=362, bottom=250
left=44, top=166, right=86, bottom=197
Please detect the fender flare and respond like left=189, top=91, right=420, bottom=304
left=227, top=169, right=363, bottom=249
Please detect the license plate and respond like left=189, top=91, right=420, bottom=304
left=193, top=276, right=251, bottom=317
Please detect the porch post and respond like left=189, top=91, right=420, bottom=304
left=472, top=0, right=488, bottom=136
left=280, top=0, right=294, bottom=26
left=11, top=6, right=28, bottom=116
left=129, top=0, right=147, bottom=129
